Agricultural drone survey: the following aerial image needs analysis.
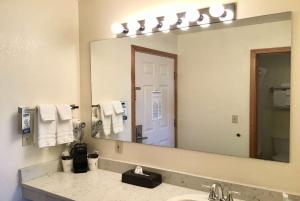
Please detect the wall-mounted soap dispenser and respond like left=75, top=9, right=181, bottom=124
left=18, top=107, right=35, bottom=146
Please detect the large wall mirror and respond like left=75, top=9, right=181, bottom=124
left=90, top=12, right=291, bottom=162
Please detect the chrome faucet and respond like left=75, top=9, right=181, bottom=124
left=207, top=183, right=239, bottom=201
left=209, top=183, right=225, bottom=201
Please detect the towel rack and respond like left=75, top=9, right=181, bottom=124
left=18, top=104, right=80, bottom=147
left=91, top=102, right=128, bottom=121
left=21, top=104, right=80, bottom=112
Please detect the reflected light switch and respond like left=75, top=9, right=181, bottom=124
left=232, top=115, right=239, bottom=124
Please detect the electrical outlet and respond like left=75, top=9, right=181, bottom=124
left=115, top=141, right=123, bottom=154
left=232, top=115, right=239, bottom=124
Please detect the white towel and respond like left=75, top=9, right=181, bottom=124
left=273, top=90, right=288, bottom=107
left=37, top=104, right=57, bottom=148
left=112, top=101, right=124, bottom=134
left=101, top=102, right=113, bottom=116
left=99, top=103, right=112, bottom=135
left=112, top=101, right=124, bottom=114
left=56, top=104, right=72, bottom=120
left=56, top=105, right=74, bottom=144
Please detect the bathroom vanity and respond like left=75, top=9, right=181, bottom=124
left=20, top=159, right=300, bottom=201
left=22, top=169, right=213, bottom=201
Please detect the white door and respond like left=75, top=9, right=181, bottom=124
left=135, top=52, right=175, bottom=147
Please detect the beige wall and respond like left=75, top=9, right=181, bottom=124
left=79, top=0, right=300, bottom=194
left=177, top=20, right=291, bottom=157
left=0, top=0, right=79, bottom=200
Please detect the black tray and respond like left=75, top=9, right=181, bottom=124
left=122, top=169, right=162, bottom=188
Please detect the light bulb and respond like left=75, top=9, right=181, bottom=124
left=164, top=13, right=178, bottom=26
left=197, top=14, right=210, bottom=28
left=185, top=9, right=200, bottom=22
left=177, top=17, right=190, bottom=31
left=219, top=9, right=234, bottom=23
left=127, top=20, right=141, bottom=32
left=127, top=29, right=137, bottom=38
left=209, top=3, right=225, bottom=17
left=144, top=16, right=159, bottom=29
left=111, top=23, right=124, bottom=34
left=159, top=21, right=170, bottom=33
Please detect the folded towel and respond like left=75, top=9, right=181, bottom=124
left=39, top=104, right=56, bottom=121
left=56, top=104, right=72, bottom=120
left=273, top=90, right=289, bottom=107
left=112, top=101, right=124, bottom=134
left=56, top=105, right=74, bottom=144
left=101, top=102, right=113, bottom=116
left=37, top=104, right=57, bottom=148
left=100, top=103, right=112, bottom=135
left=112, top=101, right=124, bottom=114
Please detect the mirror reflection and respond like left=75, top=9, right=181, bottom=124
left=90, top=12, right=291, bottom=162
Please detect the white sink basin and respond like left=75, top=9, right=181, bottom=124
left=167, top=194, right=209, bottom=201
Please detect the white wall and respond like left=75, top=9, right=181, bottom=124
left=177, top=20, right=291, bottom=157
left=79, top=0, right=300, bottom=195
left=0, top=0, right=79, bottom=200
left=90, top=33, right=177, bottom=141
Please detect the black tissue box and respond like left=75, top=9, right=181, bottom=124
left=122, top=169, right=162, bottom=188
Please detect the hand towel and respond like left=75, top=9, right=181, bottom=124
left=56, top=105, right=74, bottom=144
left=112, top=101, right=124, bottom=114
left=273, top=90, right=288, bottom=107
left=112, top=101, right=124, bottom=134
left=101, top=102, right=113, bottom=116
left=37, top=104, right=57, bottom=148
left=56, top=104, right=72, bottom=120
left=100, top=103, right=112, bottom=135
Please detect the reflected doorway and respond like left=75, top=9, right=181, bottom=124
left=250, top=47, right=291, bottom=162
left=131, top=45, right=177, bottom=147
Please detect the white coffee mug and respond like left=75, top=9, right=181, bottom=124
left=88, top=154, right=99, bottom=171
left=62, top=158, right=73, bottom=173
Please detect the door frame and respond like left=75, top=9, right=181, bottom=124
left=131, top=45, right=178, bottom=147
left=249, top=46, right=291, bottom=158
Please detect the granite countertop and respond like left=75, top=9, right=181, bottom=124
left=22, top=169, right=210, bottom=201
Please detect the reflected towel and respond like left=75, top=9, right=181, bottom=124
left=100, top=103, right=112, bottom=135
left=112, top=101, right=124, bottom=134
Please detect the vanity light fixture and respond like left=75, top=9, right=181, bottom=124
left=164, top=13, right=179, bottom=27
left=197, top=14, right=211, bottom=28
left=219, top=9, right=234, bottom=24
left=112, top=3, right=236, bottom=37
left=126, top=19, right=141, bottom=37
left=111, top=23, right=126, bottom=34
left=142, top=16, right=158, bottom=35
left=177, top=17, right=190, bottom=31
left=209, top=3, right=225, bottom=17
left=158, top=20, right=171, bottom=33
left=159, top=22, right=171, bottom=33
left=185, top=9, right=201, bottom=22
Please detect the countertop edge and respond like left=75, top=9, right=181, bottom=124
left=22, top=183, right=74, bottom=201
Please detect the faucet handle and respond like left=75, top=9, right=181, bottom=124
left=226, top=191, right=241, bottom=201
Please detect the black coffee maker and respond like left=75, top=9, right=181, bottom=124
left=72, top=143, right=88, bottom=173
